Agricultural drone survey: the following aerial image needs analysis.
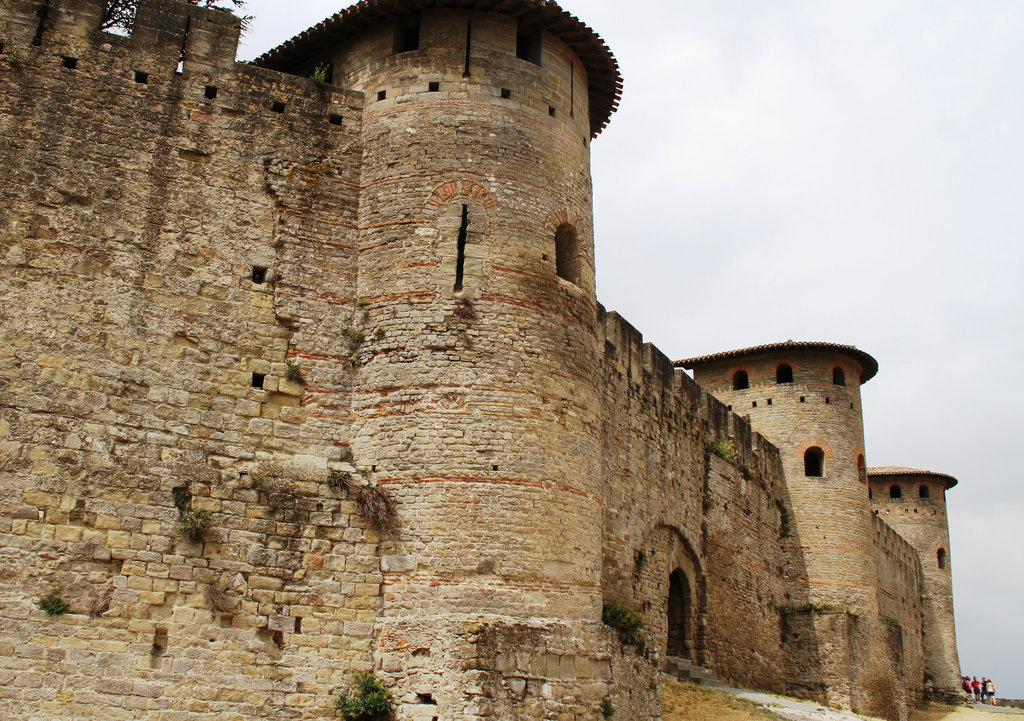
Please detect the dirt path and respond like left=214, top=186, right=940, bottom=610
left=661, top=681, right=1024, bottom=721
left=911, top=705, right=1024, bottom=721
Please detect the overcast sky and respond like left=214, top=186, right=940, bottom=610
left=237, top=0, right=1024, bottom=699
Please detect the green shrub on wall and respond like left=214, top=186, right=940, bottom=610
left=334, top=670, right=394, bottom=720
left=708, top=439, right=737, bottom=463
left=602, top=600, right=645, bottom=648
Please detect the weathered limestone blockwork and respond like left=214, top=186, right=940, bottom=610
left=596, top=311, right=789, bottom=705
left=0, top=1, right=960, bottom=719
left=682, top=343, right=961, bottom=719
left=870, top=468, right=961, bottom=700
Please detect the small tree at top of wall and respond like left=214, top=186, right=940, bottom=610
left=100, top=0, right=248, bottom=34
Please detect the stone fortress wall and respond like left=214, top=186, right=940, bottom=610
left=681, top=346, right=936, bottom=718
left=0, top=1, right=959, bottom=720
left=869, top=469, right=961, bottom=698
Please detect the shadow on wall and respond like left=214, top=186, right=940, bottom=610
left=778, top=477, right=828, bottom=705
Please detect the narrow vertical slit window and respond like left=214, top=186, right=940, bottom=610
left=454, top=204, right=469, bottom=292
left=554, top=224, right=580, bottom=284
left=33, top=0, right=52, bottom=46
left=570, top=62, right=575, bottom=118
left=175, top=16, right=191, bottom=75
left=463, top=20, right=472, bottom=77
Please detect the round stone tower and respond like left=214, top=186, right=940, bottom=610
left=679, top=341, right=880, bottom=611
left=869, top=467, right=962, bottom=696
left=258, top=2, right=623, bottom=718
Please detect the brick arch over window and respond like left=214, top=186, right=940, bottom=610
left=794, top=437, right=834, bottom=461
left=426, top=179, right=499, bottom=210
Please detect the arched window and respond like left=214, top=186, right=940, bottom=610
left=919, top=485, right=930, bottom=499
left=804, top=447, right=824, bottom=477
left=776, top=364, right=793, bottom=384
left=857, top=454, right=866, bottom=483
left=554, top=224, right=581, bottom=285
left=937, top=548, right=946, bottom=570
left=890, top=485, right=902, bottom=499
left=833, top=367, right=846, bottom=386
left=732, top=370, right=749, bottom=390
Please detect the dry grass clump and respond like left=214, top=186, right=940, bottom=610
left=88, top=587, right=112, bottom=618
left=206, top=585, right=236, bottom=613
left=327, top=470, right=397, bottom=530
left=356, top=484, right=398, bottom=530
left=662, top=682, right=781, bottom=721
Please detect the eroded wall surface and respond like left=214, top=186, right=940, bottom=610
left=0, top=0, right=382, bottom=717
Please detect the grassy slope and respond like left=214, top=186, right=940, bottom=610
left=661, top=681, right=782, bottom=721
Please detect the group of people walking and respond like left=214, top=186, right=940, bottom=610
left=963, top=675, right=997, bottom=704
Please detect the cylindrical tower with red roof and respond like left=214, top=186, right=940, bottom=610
left=258, top=3, right=625, bottom=717
left=870, top=467, right=962, bottom=697
left=679, top=341, right=879, bottom=611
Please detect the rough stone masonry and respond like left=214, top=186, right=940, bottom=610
left=0, top=1, right=962, bottom=719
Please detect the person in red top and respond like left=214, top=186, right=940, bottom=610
left=972, top=677, right=982, bottom=702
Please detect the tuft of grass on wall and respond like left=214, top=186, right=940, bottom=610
left=602, top=600, right=645, bottom=648
left=37, top=593, right=70, bottom=616
left=178, top=508, right=213, bottom=540
left=792, top=602, right=860, bottom=617
left=708, top=439, right=737, bottom=463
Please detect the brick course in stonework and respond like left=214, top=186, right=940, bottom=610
left=0, top=2, right=959, bottom=720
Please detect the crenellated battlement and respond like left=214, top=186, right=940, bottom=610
left=3, top=0, right=241, bottom=68
left=598, top=305, right=781, bottom=487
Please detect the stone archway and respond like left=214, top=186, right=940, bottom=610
left=643, top=525, right=703, bottom=665
left=667, top=568, right=694, bottom=660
